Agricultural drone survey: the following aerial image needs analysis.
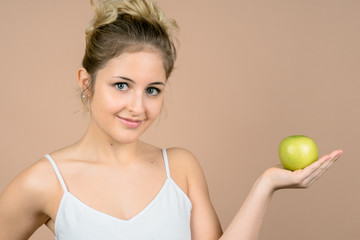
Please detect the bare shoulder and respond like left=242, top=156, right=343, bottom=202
left=166, top=147, right=206, bottom=196
left=0, top=157, right=60, bottom=239
left=1, top=157, right=60, bottom=208
left=166, top=147, right=203, bottom=174
left=166, top=147, right=201, bottom=167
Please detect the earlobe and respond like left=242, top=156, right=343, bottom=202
left=78, top=68, right=91, bottom=111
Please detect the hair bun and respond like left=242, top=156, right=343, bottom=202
left=86, top=0, right=178, bottom=44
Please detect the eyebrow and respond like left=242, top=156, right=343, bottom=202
left=113, top=76, right=165, bottom=86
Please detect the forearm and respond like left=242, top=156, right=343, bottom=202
left=219, top=175, right=274, bottom=240
left=218, top=150, right=342, bottom=240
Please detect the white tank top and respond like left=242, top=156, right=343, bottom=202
left=45, top=149, right=192, bottom=240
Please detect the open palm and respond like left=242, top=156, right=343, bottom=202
left=264, top=150, right=343, bottom=190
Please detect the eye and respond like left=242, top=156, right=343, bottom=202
left=114, top=82, right=129, bottom=91
left=146, top=87, right=161, bottom=96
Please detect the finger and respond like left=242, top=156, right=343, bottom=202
left=300, top=154, right=331, bottom=177
left=307, top=153, right=339, bottom=178
left=304, top=160, right=333, bottom=185
left=317, top=151, right=342, bottom=175
left=306, top=161, right=335, bottom=186
left=306, top=172, right=323, bottom=186
left=302, top=149, right=343, bottom=176
left=329, top=149, right=343, bottom=159
left=333, top=149, right=343, bottom=156
left=303, top=152, right=341, bottom=186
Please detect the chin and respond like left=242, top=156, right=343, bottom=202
left=112, top=129, right=146, bottom=144
left=113, top=135, right=140, bottom=144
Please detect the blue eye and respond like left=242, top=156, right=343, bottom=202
left=146, top=87, right=160, bottom=96
left=115, top=82, right=129, bottom=91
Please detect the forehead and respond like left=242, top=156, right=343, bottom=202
left=97, top=51, right=167, bottom=83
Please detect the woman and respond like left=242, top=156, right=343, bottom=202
left=0, top=0, right=342, bottom=239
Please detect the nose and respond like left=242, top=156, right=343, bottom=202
left=128, top=90, right=145, bottom=115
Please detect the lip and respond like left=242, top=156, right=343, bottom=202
left=117, top=116, right=143, bottom=128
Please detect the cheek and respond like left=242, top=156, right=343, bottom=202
left=145, top=98, right=163, bottom=118
left=91, top=89, right=124, bottom=114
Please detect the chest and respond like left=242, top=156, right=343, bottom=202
left=53, top=181, right=191, bottom=240
left=67, top=163, right=163, bottom=208
left=46, top=177, right=191, bottom=239
left=45, top=160, right=189, bottom=234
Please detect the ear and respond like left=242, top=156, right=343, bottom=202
left=77, top=68, right=91, bottom=89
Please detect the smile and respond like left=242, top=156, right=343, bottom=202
left=117, top=116, right=143, bottom=128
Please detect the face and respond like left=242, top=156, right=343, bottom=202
left=86, top=51, right=167, bottom=144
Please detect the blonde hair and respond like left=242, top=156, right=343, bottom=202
left=81, top=0, right=179, bottom=107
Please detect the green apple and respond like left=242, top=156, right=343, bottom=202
left=279, top=135, right=319, bottom=171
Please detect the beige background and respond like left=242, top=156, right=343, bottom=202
left=0, top=0, right=359, bottom=239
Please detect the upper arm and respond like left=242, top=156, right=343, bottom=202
left=168, top=148, right=222, bottom=240
left=0, top=159, right=53, bottom=240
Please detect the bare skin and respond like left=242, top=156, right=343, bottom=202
left=0, top=51, right=343, bottom=239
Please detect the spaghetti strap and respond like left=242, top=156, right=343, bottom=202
left=45, top=154, right=68, bottom=192
left=162, top=148, right=171, bottom=179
